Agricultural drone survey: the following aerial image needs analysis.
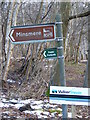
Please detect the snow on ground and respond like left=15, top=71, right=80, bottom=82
left=0, top=97, right=63, bottom=119
left=31, top=103, right=43, bottom=110
left=7, top=79, right=16, bottom=83
left=24, top=110, right=49, bottom=118
left=13, top=103, right=24, bottom=109
left=0, top=97, right=89, bottom=119
left=68, top=112, right=72, bottom=118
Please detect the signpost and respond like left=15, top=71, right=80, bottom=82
left=50, top=86, right=90, bottom=106
left=55, top=14, right=67, bottom=118
left=43, top=48, right=57, bottom=59
left=9, top=23, right=56, bottom=43
left=8, top=16, right=67, bottom=118
left=8, top=14, right=90, bottom=119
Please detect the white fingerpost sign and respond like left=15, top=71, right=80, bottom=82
left=50, top=86, right=90, bottom=106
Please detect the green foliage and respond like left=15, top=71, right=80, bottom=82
left=49, top=109, right=61, bottom=114
left=45, top=88, right=50, bottom=97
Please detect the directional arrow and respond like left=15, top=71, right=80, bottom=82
left=43, top=51, right=47, bottom=57
left=9, top=29, right=15, bottom=42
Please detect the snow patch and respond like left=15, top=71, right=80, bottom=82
left=31, top=104, right=43, bottom=110
left=68, top=112, right=72, bottom=118
left=9, top=99, right=18, bottom=104
left=19, top=99, right=32, bottom=104
left=14, top=103, right=24, bottom=109
left=44, top=103, right=57, bottom=108
left=7, top=79, right=16, bottom=83
left=0, top=103, right=4, bottom=107
left=31, top=100, right=43, bottom=105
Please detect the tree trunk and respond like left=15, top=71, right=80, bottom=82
left=88, top=12, right=90, bottom=88
left=0, top=2, right=2, bottom=89
left=25, top=2, right=44, bottom=80
left=88, top=5, right=90, bottom=115
left=3, top=1, right=21, bottom=82
left=75, top=20, right=85, bottom=63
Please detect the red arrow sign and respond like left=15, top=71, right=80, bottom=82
left=9, top=24, right=56, bottom=43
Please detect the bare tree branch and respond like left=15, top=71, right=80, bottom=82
left=24, top=3, right=34, bottom=24
left=40, top=2, right=54, bottom=23
left=35, top=1, right=43, bottom=24
left=68, top=10, right=90, bottom=21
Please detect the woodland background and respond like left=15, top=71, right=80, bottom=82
left=0, top=1, right=90, bottom=99
left=0, top=1, right=90, bottom=119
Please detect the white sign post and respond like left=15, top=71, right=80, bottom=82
left=50, top=86, right=90, bottom=106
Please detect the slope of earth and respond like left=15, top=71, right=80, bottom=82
left=4, top=60, right=87, bottom=99
left=65, top=61, right=87, bottom=87
left=1, top=60, right=89, bottom=119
